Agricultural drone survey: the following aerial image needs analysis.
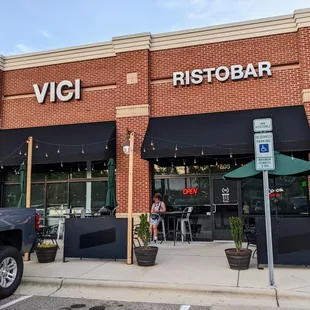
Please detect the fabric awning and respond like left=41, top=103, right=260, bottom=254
left=0, top=121, right=116, bottom=166
left=142, top=105, right=310, bottom=160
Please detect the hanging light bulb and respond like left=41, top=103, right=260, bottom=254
left=194, top=157, right=197, bottom=164
left=175, top=144, right=178, bottom=151
left=171, top=160, right=174, bottom=168
left=19, top=150, right=22, bottom=155
left=78, top=165, right=80, bottom=172
left=183, top=159, right=186, bottom=166
left=57, top=145, right=60, bottom=154
left=143, top=147, right=146, bottom=153
left=152, top=144, right=155, bottom=151
left=35, top=142, right=39, bottom=149
left=61, top=161, right=63, bottom=168
left=201, top=148, right=204, bottom=156
left=291, top=152, right=294, bottom=160
left=156, top=157, right=159, bottom=162
left=24, top=152, right=27, bottom=156
left=230, top=149, right=233, bottom=158
left=81, top=145, right=85, bottom=154
left=174, top=152, right=177, bottom=158
left=150, top=140, right=154, bottom=147
left=234, top=159, right=237, bottom=166
left=216, top=159, right=218, bottom=166
left=92, top=165, right=94, bottom=171
left=105, top=143, right=109, bottom=150
left=0, top=162, right=3, bottom=169
left=45, top=152, right=48, bottom=158
left=104, top=161, right=107, bottom=167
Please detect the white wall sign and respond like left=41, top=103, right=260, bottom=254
left=253, top=118, right=273, bottom=132
left=173, top=61, right=272, bottom=86
left=254, top=132, right=275, bottom=171
left=33, top=79, right=81, bottom=104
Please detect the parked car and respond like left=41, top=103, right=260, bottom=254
left=0, top=208, right=39, bottom=299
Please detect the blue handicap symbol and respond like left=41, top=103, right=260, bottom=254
left=259, top=144, right=269, bottom=153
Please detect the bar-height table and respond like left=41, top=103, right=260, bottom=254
left=161, top=211, right=191, bottom=246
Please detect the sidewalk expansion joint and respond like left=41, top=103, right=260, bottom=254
left=48, top=279, right=64, bottom=297
left=275, top=288, right=280, bottom=307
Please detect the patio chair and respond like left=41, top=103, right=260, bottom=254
left=244, top=225, right=257, bottom=258
left=176, top=207, right=194, bottom=243
left=157, top=215, right=166, bottom=242
left=44, top=224, right=60, bottom=249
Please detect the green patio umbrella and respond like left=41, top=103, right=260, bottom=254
left=17, top=162, right=26, bottom=208
left=223, top=152, right=310, bottom=180
left=105, top=158, right=117, bottom=214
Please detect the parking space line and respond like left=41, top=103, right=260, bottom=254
left=179, top=305, right=191, bottom=310
left=0, top=295, right=33, bottom=309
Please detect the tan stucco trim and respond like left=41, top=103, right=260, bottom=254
left=302, top=89, right=310, bottom=102
left=116, top=212, right=147, bottom=225
left=116, top=104, right=150, bottom=118
left=0, top=56, right=4, bottom=70
left=1, top=9, right=310, bottom=71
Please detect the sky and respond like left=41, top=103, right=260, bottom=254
left=1, top=0, right=310, bottom=56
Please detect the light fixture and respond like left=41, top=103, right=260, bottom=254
left=194, top=157, right=197, bottom=164
left=156, top=157, right=159, bottom=162
left=0, top=162, right=3, bottom=169
left=150, top=139, right=154, bottom=147
left=201, top=148, right=204, bottom=156
left=35, top=142, right=39, bottom=149
left=152, top=144, right=155, bottom=151
left=291, top=152, right=294, bottom=160
left=235, top=159, right=237, bottom=166
left=61, top=161, right=63, bottom=168
left=104, top=161, right=107, bottom=167
left=175, top=144, right=178, bottom=151
left=216, top=159, right=218, bottom=166
left=122, top=130, right=131, bottom=155
left=230, top=149, right=233, bottom=158
left=183, top=159, right=186, bottom=166
left=174, top=152, right=177, bottom=158
left=19, top=150, right=22, bottom=155
left=81, top=145, right=84, bottom=154
left=24, top=152, right=27, bottom=156
left=143, top=147, right=146, bottom=153
left=105, top=143, right=109, bottom=150
left=92, top=165, right=94, bottom=171
left=78, top=165, right=80, bottom=172
left=45, top=152, right=48, bottom=158
left=57, top=145, right=60, bottom=153
left=171, top=160, right=174, bottom=168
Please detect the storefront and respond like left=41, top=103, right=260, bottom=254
left=0, top=9, right=309, bottom=240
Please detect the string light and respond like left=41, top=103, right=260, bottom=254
left=0, top=162, right=3, bottom=169
left=156, top=157, right=159, bottom=162
left=104, top=161, right=107, bottom=167
left=171, top=160, right=174, bottom=168
left=19, top=150, right=22, bottom=155
left=61, top=161, right=63, bottom=168
left=230, top=149, right=233, bottom=158
left=81, top=145, right=85, bottom=154
left=216, top=159, right=218, bottom=166
left=194, top=157, right=197, bottom=164
left=105, top=143, right=109, bottom=150
left=201, top=148, right=204, bottom=156
left=24, top=152, right=27, bottom=156
left=35, top=142, right=39, bottom=149
left=174, top=152, right=177, bottom=158
left=150, top=140, right=154, bottom=147
left=45, top=152, right=48, bottom=158
left=57, top=145, right=60, bottom=154
left=92, top=165, right=94, bottom=171
left=175, top=144, right=178, bottom=151
left=235, top=159, right=237, bottom=166
left=78, top=165, right=80, bottom=172
left=143, top=147, right=146, bottom=153
left=152, top=144, right=155, bottom=151
left=291, top=152, right=294, bottom=160
left=183, top=159, right=186, bottom=166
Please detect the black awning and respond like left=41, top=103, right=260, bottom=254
left=0, top=121, right=116, bottom=166
left=142, top=106, right=310, bottom=160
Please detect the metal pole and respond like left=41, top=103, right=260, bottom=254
left=262, top=170, right=275, bottom=286
left=127, top=132, right=134, bottom=265
left=24, top=136, right=33, bottom=261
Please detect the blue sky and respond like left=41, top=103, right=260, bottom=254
left=1, top=0, right=310, bottom=56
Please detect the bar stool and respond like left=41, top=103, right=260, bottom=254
left=157, top=215, right=166, bottom=242
left=176, top=207, right=193, bottom=243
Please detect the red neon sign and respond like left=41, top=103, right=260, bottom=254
left=183, top=188, right=198, bottom=195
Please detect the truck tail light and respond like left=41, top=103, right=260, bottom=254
left=35, top=213, right=40, bottom=231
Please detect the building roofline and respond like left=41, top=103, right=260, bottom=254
left=1, top=8, right=310, bottom=71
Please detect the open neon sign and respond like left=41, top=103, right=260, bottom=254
left=183, top=188, right=198, bottom=195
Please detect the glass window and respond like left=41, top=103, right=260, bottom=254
left=31, top=172, right=46, bottom=182
left=47, top=170, right=68, bottom=181
left=2, top=184, right=21, bottom=208
left=91, top=181, right=108, bottom=213
left=71, top=164, right=87, bottom=179
left=241, top=176, right=309, bottom=215
left=47, top=183, right=68, bottom=215
left=154, top=165, right=185, bottom=175
left=213, top=179, right=238, bottom=204
left=70, top=182, right=86, bottom=212
left=92, top=167, right=108, bottom=178
left=187, top=165, right=209, bottom=174
left=210, top=164, right=235, bottom=174
left=3, top=170, right=20, bottom=182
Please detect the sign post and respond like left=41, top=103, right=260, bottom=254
left=253, top=119, right=275, bottom=286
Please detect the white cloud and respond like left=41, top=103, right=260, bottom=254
left=38, top=29, right=52, bottom=38
left=15, top=43, right=36, bottom=53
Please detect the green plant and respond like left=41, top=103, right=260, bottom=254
left=138, top=214, right=151, bottom=247
left=229, top=217, right=243, bottom=252
left=37, top=243, right=57, bottom=249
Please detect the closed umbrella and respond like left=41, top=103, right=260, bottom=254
left=17, top=162, right=26, bottom=208
left=223, top=153, right=310, bottom=180
left=105, top=158, right=117, bottom=215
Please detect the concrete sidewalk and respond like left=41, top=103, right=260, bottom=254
left=18, top=242, right=310, bottom=309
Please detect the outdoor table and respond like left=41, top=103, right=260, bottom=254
left=161, top=211, right=190, bottom=246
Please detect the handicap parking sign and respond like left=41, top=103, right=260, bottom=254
left=259, top=144, right=269, bottom=153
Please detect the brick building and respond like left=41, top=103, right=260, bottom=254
left=0, top=9, right=309, bottom=241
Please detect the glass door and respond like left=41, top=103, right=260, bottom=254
left=211, top=177, right=240, bottom=240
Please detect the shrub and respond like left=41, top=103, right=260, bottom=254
left=138, top=214, right=151, bottom=247
left=37, top=243, right=57, bottom=249
left=229, top=217, right=243, bottom=252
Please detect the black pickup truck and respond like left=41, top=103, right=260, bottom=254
left=0, top=208, right=39, bottom=299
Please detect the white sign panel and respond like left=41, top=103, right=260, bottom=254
left=254, top=132, right=275, bottom=171
left=253, top=118, right=273, bottom=132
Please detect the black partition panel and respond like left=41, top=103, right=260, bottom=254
left=64, top=217, right=128, bottom=261
left=256, top=217, right=310, bottom=266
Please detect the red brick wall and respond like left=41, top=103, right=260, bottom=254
left=0, top=69, right=3, bottom=127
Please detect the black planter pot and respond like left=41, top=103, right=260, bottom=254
left=35, top=247, right=58, bottom=263
left=225, top=248, right=252, bottom=270
left=134, top=246, right=158, bottom=267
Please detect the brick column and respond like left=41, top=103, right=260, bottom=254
left=0, top=56, right=3, bottom=128
left=113, top=34, right=152, bottom=224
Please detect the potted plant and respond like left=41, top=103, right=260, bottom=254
left=225, top=217, right=252, bottom=270
left=35, top=243, right=58, bottom=263
left=134, top=214, right=158, bottom=267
